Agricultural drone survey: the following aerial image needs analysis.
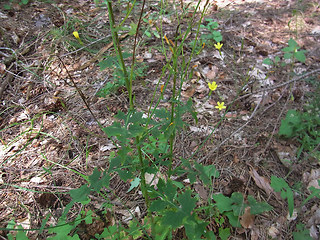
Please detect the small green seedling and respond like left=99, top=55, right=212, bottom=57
left=270, top=176, right=294, bottom=217
left=200, top=18, right=223, bottom=44
left=264, top=38, right=306, bottom=66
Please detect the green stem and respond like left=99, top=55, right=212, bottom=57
left=136, top=136, right=155, bottom=238
left=129, top=0, right=146, bottom=110
left=168, top=43, right=178, bottom=176
left=106, top=0, right=131, bottom=104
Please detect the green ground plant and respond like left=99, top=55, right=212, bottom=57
left=6, top=0, right=320, bottom=239
left=2, top=0, right=29, bottom=10
left=200, top=18, right=223, bottom=45
left=263, top=38, right=306, bottom=67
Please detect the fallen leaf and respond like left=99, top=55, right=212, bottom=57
left=249, top=168, right=278, bottom=198
left=268, top=225, right=279, bottom=239
left=240, top=207, right=255, bottom=229
left=251, top=227, right=260, bottom=240
left=205, top=65, right=219, bottom=80
left=181, top=86, right=195, bottom=98
left=194, top=183, right=208, bottom=201
left=0, top=63, right=6, bottom=74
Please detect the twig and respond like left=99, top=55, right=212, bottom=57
left=60, top=34, right=111, bottom=57
left=0, top=64, right=14, bottom=99
left=57, top=56, right=104, bottom=131
left=76, top=33, right=129, bottom=71
left=235, top=68, right=320, bottom=102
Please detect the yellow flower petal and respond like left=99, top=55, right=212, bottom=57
left=208, top=81, right=217, bottom=91
left=73, top=31, right=80, bottom=40
left=215, top=101, right=226, bottom=111
left=214, top=42, right=223, bottom=50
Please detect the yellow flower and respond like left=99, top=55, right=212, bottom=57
left=73, top=31, right=80, bottom=39
left=208, top=81, right=217, bottom=91
left=215, top=101, right=226, bottom=111
left=73, top=31, right=83, bottom=45
left=214, top=42, right=223, bottom=50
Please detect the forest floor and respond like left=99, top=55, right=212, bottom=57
left=0, top=0, right=320, bottom=239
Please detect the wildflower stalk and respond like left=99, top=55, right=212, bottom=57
left=168, top=43, right=178, bottom=176
left=105, top=0, right=132, bottom=109
left=106, top=0, right=154, bottom=236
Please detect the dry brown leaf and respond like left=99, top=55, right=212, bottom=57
left=194, top=183, right=208, bottom=201
left=249, top=168, right=275, bottom=197
left=251, top=227, right=260, bottom=240
left=268, top=225, right=280, bottom=239
left=240, top=206, right=255, bottom=229
left=181, top=86, right=195, bottom=98
left=205, top=65, right=219, bottom=80
left=0, top=63, right=6, bottom=74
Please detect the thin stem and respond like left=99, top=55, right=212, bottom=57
left=106, top=1, right=130, bottom=102
left=168, top=43, right=178, bottom=176
left=129, top=0, right=146, bottom=110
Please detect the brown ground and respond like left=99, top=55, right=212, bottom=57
left=0, top=0, right=320, bottom=239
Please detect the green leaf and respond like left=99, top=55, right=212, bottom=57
left=158, top=179, right=177, bottom=202
left=128, top=22, right=137, bottom=36
left=127, top=177, right=140, bottom=192
left=219, top=227, right=230, bottom=240
left=284, top=52, right=293, bottom=59
left=48, top=218, right=81, bottom=240
left=279, top=109, right=301, bottom=138
left=188, top=171, right=197, bottom=184
left=95, top=225, right=118, bottom=239
left=288, top=38, right=298, bottom=48
left=212, top=31, right=223, bottom=42
left=122, top=52, right=132, bottom=59
left=162, top=210, right=184, bottom=229
left=21, top=0, right=29, bottom=4
left=88, top=168, right=110, bottom=192
left=172, top=180, right=184, bottom=189
left=225, top=212, right=241, bottom=228
left=263, top=58, right=273, bottom=65
left=4, top=4, right=11, bottom=10
left=230, top=192, right=245, bottom=216
left=247, top=195, right=273, bottom=214
left=10, top=225, right=28, bottom=240
left=128, top=220, right=143, bottom=239
left=302, top=185, right=320, bottom=205
left=117, top=168, right=134, bottom=181
left=145, top=31, right=151, bottom=38
left=292, top=223, right=313, bottom=240
left=115, top=111, right=127, bottom=121
left=150, top=199, right=168, bottom=212
left=294, top=50, right=306, bottom=63
left=128, top=124, right=145, bottom=137
left=184, top=215, right=208, bottom=239
left=203, top=164, right=220, bottom=178
left=271, top=176, right=289, bottom=192
left=69, top=185, right=91, bottom=204
left=128, top=111, right=144, bottom=123
left=271, top=176, right=294, bottom=216
left=98, top=56, right=117, bottom=70
left=103, top=122, right=125, bottom=137
left=177, top=189, right=197, bottom=215
left=152, top=30, right=160, bottom=38
left=212, top=194, right=233, bottom=213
